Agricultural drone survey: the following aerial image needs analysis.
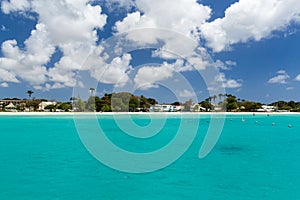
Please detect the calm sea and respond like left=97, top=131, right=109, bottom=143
left=0, top=114, right=300, bottom=199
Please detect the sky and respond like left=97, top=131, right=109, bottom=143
left=0, top=0, right=300, bottom=104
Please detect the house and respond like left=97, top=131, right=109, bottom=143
left=150, top=104, right=182, bottom=112
left=190, top=104, right=206, bottom=112
left=38, top=102, right=57, bottom=111
left=257, top=105, right=276, bottom=112
left=5, top=102, right=17, bottom=112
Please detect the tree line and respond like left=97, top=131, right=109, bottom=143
left=2, top=91, right=300, bottom=112
left=72, top=92, right=158, bottom=112
left=199, top=94, right=300, bottom=112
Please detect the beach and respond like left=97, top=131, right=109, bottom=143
left=0, top=111, right=299, bottom=116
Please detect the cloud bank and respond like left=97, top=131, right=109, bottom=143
left=1, top=0, right=300, bottom=91
left=201, top=0, right=300, bottom=52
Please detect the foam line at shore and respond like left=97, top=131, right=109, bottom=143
left=0, top=112, right=299, bottom=116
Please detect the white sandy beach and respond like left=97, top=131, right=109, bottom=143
left=0, top=112, right=299, bottom=116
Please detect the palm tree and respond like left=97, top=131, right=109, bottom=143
left=211, top=95, right=217, bottom=104
left=70, top=97, right=77, bottom=111
left=218, top=93, right=223, bottom=101
left=89, top=88, right=95, bottom=96
left=26, top=90, right=34, bottom=100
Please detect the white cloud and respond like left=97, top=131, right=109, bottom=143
left=91, top=53, right=133, bottom=88
left=33, top=1, right=106, bottom=45
left=179, top=89, right=195, bottom=98
left=1, top=0, right=31, bottom=14
left=134, top=63, right=175, bottom=90
left=133, top=58, right=210, bottom=90
left=2, top=0, right=299, bottom=92
left=1, top=25, right=8, bottom=31
left=201, top=0, right=300, bottom=52
left=225, top=60, right=237, bottom=67
left=214, top=73, right=242, bottom=88
left=0, top=0, right=107, bottom=89
left=115, top=0, right=211, bottom=35
left=215, top=60, right=237, bottom=71
left=295, top=74, right=300, bottom=81
left=114, top=0, right=211, bottom=60
left=102, top=0, right=135, bottom=11
left=0, top=82, right=9, bottom=88
left=277, top=70, right=287, bottom=74
left=268, top=70, right=290, bottom=84
left=0, top=24, right=55, bottom=86
left=224, top=79, right=242, bottom=88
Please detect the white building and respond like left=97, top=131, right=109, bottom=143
left=257, top=105, right=276, bottom=112
left=150, top=104, right=182, bottom=112
left=38, top=102, right=57, bottom=111
left=190, top=104, right=206, bottom=112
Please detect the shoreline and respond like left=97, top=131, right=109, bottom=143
left=0, top=112, right=299, bottom=116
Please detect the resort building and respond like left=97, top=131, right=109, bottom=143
left=257, top=105, right=276, bottom=112
left=190, top=103, right=206, bottom=112
left=38, top=102, right=57, bottom=111
left=150, top=104, right=183, bottom=112
left=0, top=99, right=27, bottom=112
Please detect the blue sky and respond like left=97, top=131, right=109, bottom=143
left=1, top=0, right=300, bottom=104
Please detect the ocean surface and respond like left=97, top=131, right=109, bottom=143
left=1, top=114, right=300, bottom=199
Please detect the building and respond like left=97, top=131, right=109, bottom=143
left=257, top=105, right=276, bottom=112
left=38, top=102, right=57, bottom=111
left=150, top=104, right=183, bottom=112
left=190, top=103, right=206, bottom=112
left=0, top=99, right=27, bottom=111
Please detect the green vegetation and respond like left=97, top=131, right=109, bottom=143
left=26, top=90, right=34, bottom=99
left=199, top=94, right=294, bottom=112
left=270, top=101, right=300, bottom=112
left=1, top=91, right=300, bottom=112
left=68, top=92, right=158, bottom=112
left=95, top=92, right=157, bottom=112
left=57, top=103, right=71, bottom=111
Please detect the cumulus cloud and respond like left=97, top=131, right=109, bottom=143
left=214, top=73, right=242, bottom=88
left=0, top=0, right=107, bottom=89
left=0, top=67, right=17, bottom=83
left=201, top=0, right=300, bottom=52
left=114, top=0, right=211, bottom=60
left=179, top=89, right=195, bottom=98
left=215, top=60, right=237, bottom=70
left=286, top=87, right=294, bottom=91
left=224, top=79, right=242, bottom=88
left=0, top=24, right=53, bottom=86
left=3, top=0, right=299, bottom=92
left=102, top=0, right=135, bottom=11
left=91, top=53, right=133, bottom=88
left=134, top=63, right=175, bottom=90
left=0, top=82, right=9, bottom=88
left=115, top=0, right=211, bottom=35
left=295, top=74, right=300, bottom=81
left=1, top=0, right=31, bottom=14
left=268, top=70, right=290, bottom=84
left=133, top=57, right=213, bottom=91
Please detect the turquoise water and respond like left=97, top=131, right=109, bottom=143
left=1, top=114, right=300, bottom=199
